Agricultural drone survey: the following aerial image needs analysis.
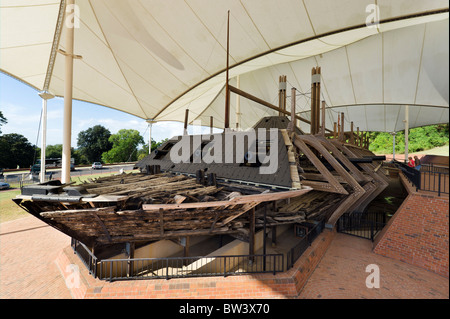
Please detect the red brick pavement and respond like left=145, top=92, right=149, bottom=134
left=0, top=216, right=72, bottom=298
left=1, top=216, right=448, bottom=299
left=298, top=233, right=449, bottom=299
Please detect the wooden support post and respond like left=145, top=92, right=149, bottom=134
left=228, top=85, right=332, bottom=132
left=315, top=67, right=321, bottom=135
left=278, top=76, right=287, bottom=115
left=184, top=109, right=189, bottom=135
left=337, top=114, right=341, bottom=139
left=288, top=87, right=296, bottom=132
left=310, top=67, right=317, bottom=135
left=210, top=116, right=214, bottom=135
left=357, top=127, right=360, bottom=146
left=249, top=207, right=255, bottom=261
left=339, top=112, right=345, bottom=141
left=125, top=242, right=135, bottom=277
left=184, top=236, right=190, bottom=257
left=333, top=122, right=337, bottom=139
left=350, top=121, right=355, bottom=144
left=224, top=10, right=230, bottom=130
left=271, top=226, right=277, bottom=247
left=321, top=100, right=326, bottom=136
left=159, top=208, right=164, bottom=235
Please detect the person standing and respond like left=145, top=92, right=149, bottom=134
left=414, top=156, right=421, bottom=170
left=407, top=157, right=415, bottom=167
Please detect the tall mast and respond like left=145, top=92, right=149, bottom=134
left=224, top=10, right=230, bottom=130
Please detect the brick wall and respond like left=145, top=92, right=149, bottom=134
left=374, top=175, right=449, bottom=278
left=55, top=229, right=335, bottom=299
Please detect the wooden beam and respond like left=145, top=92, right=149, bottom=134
left=249, top=207, right=255, bottom=257
left=350, top=121, right=355, bottom=144
left=310, top=67, right=317, bottom=135
left=321, top=100, right=326, bottom=136
left=224, top=10, right=230, bottom=129
left=228, top=85, right=332, bottom=132
left=142, top=188, right=312, bottom=211
left=289, top=87, right=296, bottom=133
left=315, top=67, right=321, bottom=135
left=210, top=116, right=214, bottom=135
left=184, top=109, right=189, bottom=135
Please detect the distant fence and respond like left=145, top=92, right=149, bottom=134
left=337, top=211, right=387, bottom=241
left=1, top=165, right=136, bottom=189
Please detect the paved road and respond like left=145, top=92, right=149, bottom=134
left=2, top=164, right=135, bottom=184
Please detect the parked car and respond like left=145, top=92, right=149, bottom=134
left=0, top=182, right=10, bottom=190
left=30, top=164, right=40, bottom=174
left=92, top=162, right=102, bottom=169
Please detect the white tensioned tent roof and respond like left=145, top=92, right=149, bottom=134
left=1, top=0, right=448, bottom=133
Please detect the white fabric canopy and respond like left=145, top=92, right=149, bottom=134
left=1, top=0, right=448, bottom=132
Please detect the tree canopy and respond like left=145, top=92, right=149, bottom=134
left=368, top=124, right=449, bottom=154
left=77, top=125, right=112, bottom=163
left=101, top=129, right=144, bottom=163
left=0, top=111, right=6, bottom=134
left=0, top=133, right=37, bottom=169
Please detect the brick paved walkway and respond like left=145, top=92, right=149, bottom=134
left=298, top=233, right=449, bottom=299
left=0, top=216, right=72, bottom=298
left=1, top=216, right=448, bottom=299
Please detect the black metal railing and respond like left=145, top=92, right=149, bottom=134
left=393, top=161, right=449, bottom=196
left=71, top=239, right=284, bottom=281
left=286, top=219, right=326, bottom=270
left=419, top=164, right=449, bottom=196
left=337, top=211, right=386, bottom=242
left=71, top=238, right=98, bottom=278
left=394, top=161, right=421, bottom=191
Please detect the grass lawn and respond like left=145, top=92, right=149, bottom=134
left=0, top=189, right=27, bottom=223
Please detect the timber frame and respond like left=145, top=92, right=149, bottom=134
left=14, top=66, right=388, bottom=268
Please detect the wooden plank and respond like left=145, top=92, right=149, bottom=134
left=293, top=136, right=348, bottom=195
left=228, top=85, right=332, bottom=133
left=142, top=188, right=311, bottom=211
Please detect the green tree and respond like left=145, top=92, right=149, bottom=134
left=77, top=125, right=113, bottom=163
left=368, top=124, right=449, bottom=154
left=0, top=133, right=36, bottom=169
left=46, top=144, right=63, bottom=158
left=101, top=129, right=144, bottom=163
left=0, top=111, right=7, bottom=134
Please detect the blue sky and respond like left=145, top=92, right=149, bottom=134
left=0, top=72, right=188, bottom=148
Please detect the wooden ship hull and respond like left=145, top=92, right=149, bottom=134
left=13, top=125, right=387, bottom=252
left=13, top=67, right=388, bottom=257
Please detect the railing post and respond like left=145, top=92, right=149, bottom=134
left=438, top=172, right=441, bottom=196
left=272, top=256, right=275, bottom=275
left=223, top=257, right=227, bottom=277
left=166, top=258, right=169, bottom=280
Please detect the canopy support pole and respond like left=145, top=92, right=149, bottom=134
left=62, top=0, right=75, bottom=185
left=38, top=92, right=54, bottom=183
left=404, top=105, right=409, bottom=163
left=146, top=119, right=155, bottom=154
